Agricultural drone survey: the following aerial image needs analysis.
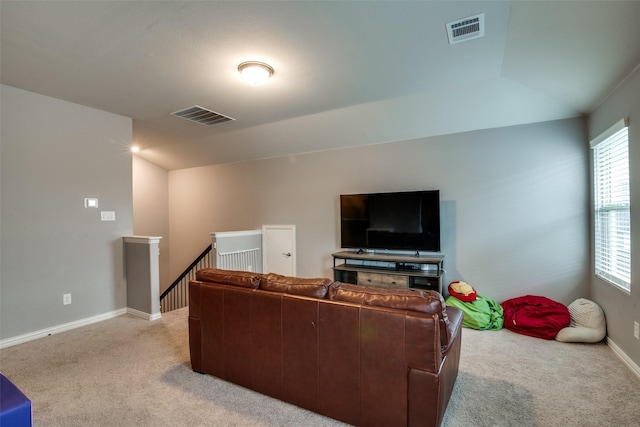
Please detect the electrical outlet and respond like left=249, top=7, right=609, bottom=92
left=101, top=211, right=116, bottom=221
left=634, top=321, right=639, bottom=340
left=63, top=293, right=72, bottom=305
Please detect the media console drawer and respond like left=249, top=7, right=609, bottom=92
left=357, top=272, right=408, bottom=289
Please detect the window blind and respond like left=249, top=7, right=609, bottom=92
left=591, top=118, right=631, bottom=291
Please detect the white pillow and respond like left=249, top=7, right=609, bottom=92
left=555, top=298, right=606, bottom=343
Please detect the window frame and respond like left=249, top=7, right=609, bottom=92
left=590, top=118, right=631, bottom=293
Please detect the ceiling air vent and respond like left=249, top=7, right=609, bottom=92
left=171, top=105, right=235, bottom=126
left=446, top=13, right=484, bottom=45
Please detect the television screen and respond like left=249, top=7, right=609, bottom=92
left=340, top=190, right=440, bottom=252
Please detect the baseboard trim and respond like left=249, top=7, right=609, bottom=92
left=607, top=337, right=640, bottom=380
left=126, top=308, right=161, bottom=321
left=0, top=308, right=128, bottom=349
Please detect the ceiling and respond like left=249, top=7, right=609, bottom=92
left=2, top=1, right=640, bottom=171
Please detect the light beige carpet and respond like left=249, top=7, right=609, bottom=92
left=1, top=307, right=639, bottom=426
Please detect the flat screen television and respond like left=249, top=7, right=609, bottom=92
left=340, top=190, right=440, bottom=252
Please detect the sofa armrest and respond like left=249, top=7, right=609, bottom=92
left=405, top=313, right=442, bottom=374
left=443, top=306, right=463, bottom=357
left=408, top=308, right=462, bottom=427
left=188, top=280, right=203, bottom=372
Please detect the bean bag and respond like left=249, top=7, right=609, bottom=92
left=501, top=295, right=570, bottom=340
left=445, top=294, right=504, bottom=330
left=555, top=298, right=606, bottom=343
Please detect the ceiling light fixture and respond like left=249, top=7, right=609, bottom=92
left=238, top=61, right=274, bottom=85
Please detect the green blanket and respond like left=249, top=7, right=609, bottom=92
left=446, top=294, right=504, bottom=330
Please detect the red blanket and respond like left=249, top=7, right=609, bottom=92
left=501, top=295, right=570, bottom=340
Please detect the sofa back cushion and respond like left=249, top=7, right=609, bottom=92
left=195, top=268, right=262, bottom=289
left=262, top=273, right=332, bottom=299
left=328, top=282, right=450, bottom=347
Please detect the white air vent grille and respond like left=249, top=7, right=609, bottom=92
left=171, top=105, right=235, bottom=126
left=446, top=13, right=485, bottom=45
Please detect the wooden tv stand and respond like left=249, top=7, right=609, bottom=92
left=332, top=251, right=444, bottom=294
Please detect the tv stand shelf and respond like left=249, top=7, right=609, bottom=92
left=332, top=251, right=444, bottom=294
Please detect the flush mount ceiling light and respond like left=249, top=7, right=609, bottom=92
left=238, top=61, right=274, bottom=85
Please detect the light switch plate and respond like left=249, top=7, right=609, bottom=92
left=101, top=211, right=116, bottom=221
left=84, top=198, right=99, bottom=208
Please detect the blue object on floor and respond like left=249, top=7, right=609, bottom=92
left=0, top=373, right=32, bottom=427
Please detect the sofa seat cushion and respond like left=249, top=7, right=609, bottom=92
left=195, top=268, right=262, bottom=289
left=328, top=282, right=443, bottom=312
left=262, top=273, right=332, bottom=298
left=328, top=282, right=450, bottom=347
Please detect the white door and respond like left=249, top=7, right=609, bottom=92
left=262, top=225, right=296, bottom=276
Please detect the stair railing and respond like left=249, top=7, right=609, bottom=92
left=160, top=244, right=212, bottom=313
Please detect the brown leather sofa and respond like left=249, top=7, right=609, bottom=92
left=189, top=268, right=463, bottom=427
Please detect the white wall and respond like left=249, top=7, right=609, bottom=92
left=589, top=66, right=640, bottom=367
left=168, top=117, right=589, bottom=304
left=132, top=156, right=170, bottom=292
left=0, top=85, right=133, bottom=340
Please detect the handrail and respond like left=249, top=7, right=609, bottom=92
left=160, top=244, right=212, bottom=312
